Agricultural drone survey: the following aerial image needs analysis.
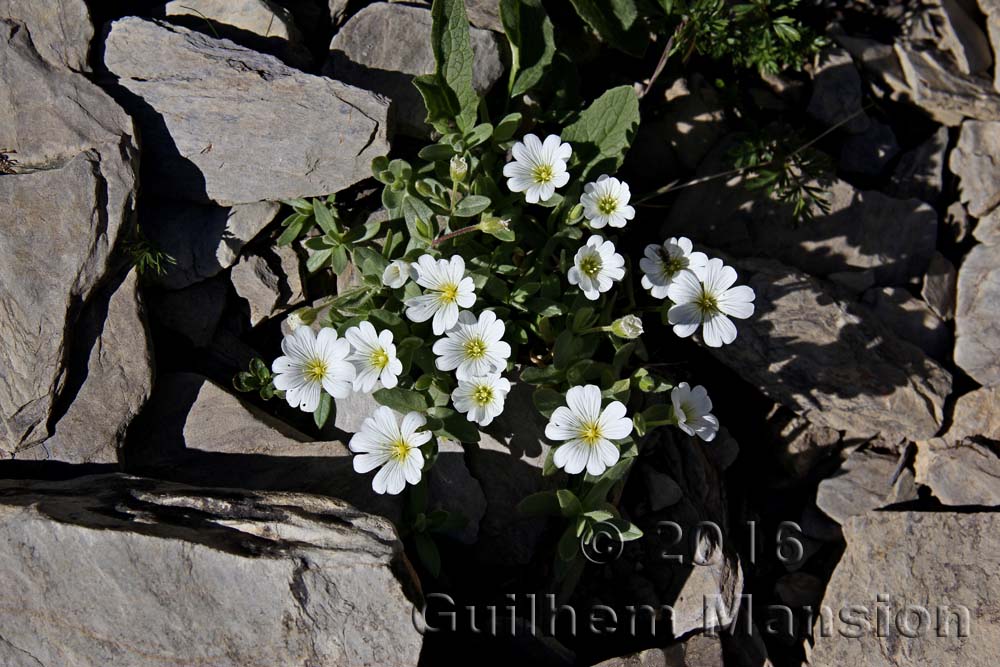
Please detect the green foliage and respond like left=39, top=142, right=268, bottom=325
left=127, top=225, right=176, bottom=277
left=660, top=0, right=826, bottom=74
left=414, top=0, right=479, bottom=134
left=500, top=0, right=556, bottom=97
left=568, top=0, right=648, bottom=57
left=233, top=357, right=276, bottom=401
left=277, top=196, right=339, bottom=247
left=729, top=129, right=834, bottom=223
left=561, top=86, right=641, bottom=180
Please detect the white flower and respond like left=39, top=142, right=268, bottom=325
left=451, top=373, right=511, bottom=426
left=382, top=259, right=416, bottom=289
left=405, top=254, right=476, bottom=335
left=567, top=235, right=625, bottom=301
left=271, top=327, right=355, bottom=412
left=610, top=314, right=643, bottom=339
left=640, top=236, right=708, bottom=299
left=349, top=407, right=430, bottom=495
left=667, top=259, right=755, bottom=348
left=432, top=309, right=511, bottom=381
left=580, top=175, right=635, bottom=229
left=345, top=321, right=403, bottom=393
left=671, top=382, right=719, bottom=442
left=545, top=385, right=633, bottom=475
left=502, top=133, right=572, bottom=204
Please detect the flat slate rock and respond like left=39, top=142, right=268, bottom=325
left=916, top=439, right=1000, bottom=506
left=104, top=17, right=391, bottom=205
left=955, top=242, right=1000, bottom=387
left=816, top=448, right=912, bottom=524
left=810, top=512, right=1000, bottom=666
left=0, top=474, right=423, bottom=667
left=703, top=256, right=951, bottom=441
left=0, top=0, right=93, bottom=71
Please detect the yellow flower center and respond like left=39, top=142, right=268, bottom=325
left=579, top=255, right=602, bottom=278
left=658, top=248, right=687, bottom=276
left=304, top=358, right=327, bottom=382
left=695, top=288, right=718, bottom=314
left=464, top=337, right=487, bottom=360
left=370, top=348, right=389, bottom=370
left=532, top=163, right=554, bottom=184
left=579, top=421, right=603, bottom=446
left=389, top=439, right=412, bottom=462
left=473, top=385, right=494, bottom=406
left=597, top=194, right=619, bottom=215
left=439, top=282, right=459, bottom=304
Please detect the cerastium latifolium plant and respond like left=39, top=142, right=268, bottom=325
left=234, top=0, right=756, bottom=580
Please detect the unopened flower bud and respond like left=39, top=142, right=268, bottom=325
left=610, top=314, right=643, bottom=339
left=286, top=306, right=317, bottom=331
left=477, top=216, right=510, bottom=234
left=450, top=155, right=468, bottom=182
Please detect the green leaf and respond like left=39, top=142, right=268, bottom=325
left=567, top=0, right=646, bottom=56
left=500, top=0, right=556, bottom=97
left=517, top=489, right=582, bottom=518
left=313, top=200, right=337, bottom=235
left=373, top=387, right=429, bottom=413
left=276, top=215, right=308, bottom=246
left=413, top=75, right=458, bottom=135
left=330, top=244, right=350, bottom=275
left=414, top=532, right=442, bottom=577
left=313, top=393, right=333, bottom=429
left=428, top=406, right=481, bottom=443
left=492, top=112, right=522, bottom=142
left=453, top=195, right=491, bottom=217
left=520, top=365, right=562, bottom=384
left=418, top=143, right=457, bottom=161
left=558, top=521, right=582, bottom=561
left=463, top=123, right=493, bottom=149
left=561, top=86, right=640, bottom=179
left=306, top=248, right=333, bottom=273
left=532, top=387, right=564, bottom=418
left=429, top=0, right=478, bottom=132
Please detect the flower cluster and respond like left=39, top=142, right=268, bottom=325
left=259, top=130, right=751, bottom=501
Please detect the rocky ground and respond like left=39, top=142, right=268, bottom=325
left=1, top=1, right=999, bottom=666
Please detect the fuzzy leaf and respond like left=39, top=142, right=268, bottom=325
left=561, top=85, right=640, bottom=179
left=429, top=0, right=478, bottom=132
left=373, top=387, right=429, bottom=414
left=567, top=0, right=646, bottom=56
left=500, top=0, right=557, bottom=97
left=313, top=393, right=333, bottom=429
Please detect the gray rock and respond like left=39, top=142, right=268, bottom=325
left=104, top=17, right=390, bottom=205
left=0, top=473, right=423, bottom=667
left=231, top=245, right=305, bottom=326
left=143, top=199, right=280, bottom=290
left=17, top=270, right=152, bottom=463
left=164, top=0, right=312, bottom=67
left=982, top=0, right=1000, bottom=91
left=807, top=47, right=870, bottom=133
left=945, top=200, right=974, bottom=243
left=887, top=126, right=949, bottom=202
left=774, top=572, right=824, bottom=607
left=861, top=286, right=950, bottom=361
left=664, top=143, right=937, bottom=287
left=703, top=257, right=952, bottom=441
left=594, top=634, right=723, bottom=667
left=329, top=0, right=350, bottom=26
left=641, top=464, right=683, bottom=511
left=428, top=437, right=487, bottom=544
left=895, top=41, right=1000, bottom=125
left=955, top=243, right=1000, bottom=386
left=0, top=0, right=93, bottom=71
left=325, top=2, right=504, bottom=136
left=839, top=120, right=900, bottom=176
left=765, top=403, right=842, bottom=480
left=126, top=373, right=401, bottom=521
left=950, top=120, right=1000, bottom=217
left=810, top=512, right=1000, bottom=666
left=921, top=252, right=957, bottom=320
left=149, top=274, right=229, bottom=347
left=0, top=20, right=134, bottom=170
left=973, top=207, right=1000, bottom=244
left=385, top=0, right=503, bottom=32
left=949, top=385, right=1000, bottom=442
left=906, top=0, right=992, bottom=76
left=916, top=438, right=1000, bottom=505
left=816, top=448, right=913, bottom=524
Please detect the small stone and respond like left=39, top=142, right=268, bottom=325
left=861, top=286, right=950, bottom=361
left=955, top=243, right=1000, bottom=386
left=894, top=41, right=1000, bottom=125
left=765, top=403, right=842, bottom=480
left=950, top=120, right=1000, bottom=217
left=231, top=245, right=305, bottom=326
left=916, top=438, right=1000, bottom=506
left=816, top=448, right=910, bottom=524
left=906, top=0, right=993, bottom=76
left=945, top=201, right=974, bottom=243
left=840, top=120, right=900, bottom=176
left=325, top=2, right=504, bottom=136
left=807, top=47, right=870, bottom=133
left=887, top=126, right=949, bottom=203
left=922, top=252, right=957, bottom=320
left=949, top=385, right=1000, bottom=442
left=972, top=207, right=1000, bottom=245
